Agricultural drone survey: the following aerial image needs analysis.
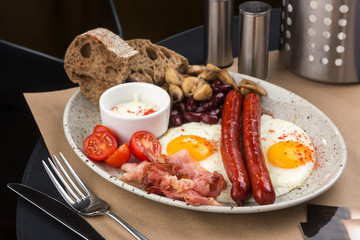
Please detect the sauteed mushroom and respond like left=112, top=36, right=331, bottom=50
left=165, top=67, right=183, bottom=86
left=219, top=69, right=238, bottom=90
left=182, top=76, right=200, bottom=97
left=187, top=65, right=204, bottom=76
left=169, top=84, right=184, bottom=103
left=238, top=79, right=267, bottom=96
left=197, top=64, right=221, bottom=81
left=193, top=79, right=213, bottom=101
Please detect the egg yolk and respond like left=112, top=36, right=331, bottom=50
left=166, top=135, right=214, bottom=161
left=267, top=141, right=312, bottom=168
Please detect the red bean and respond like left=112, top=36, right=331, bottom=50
left=171, top=115, right=183, bottom=126
left=213, top=83, right=233, bottom=94
left=172, top=102, right=180, bottom=110
left=170, top=109, right=181, bottom=118
left=211, top=80, right=222, bottom=89
left=183, top=112, right=202, bottom=122
left=195, top=92, right=226, bottom=113
left=185, top=97, right=198, bottom=112
left=206, top=106, right=223, bottom=117
left=178, top=102, right=186, bottom=113
left=201, top=113, right=219, bottom=124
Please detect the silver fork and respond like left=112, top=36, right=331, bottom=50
left=42, top=152, right=148, bottom=240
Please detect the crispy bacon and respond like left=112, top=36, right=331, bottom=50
left=121, top=161, right=151, bottom=183
left=120, top=149, right=226, bottom=206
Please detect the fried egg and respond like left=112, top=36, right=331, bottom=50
left=260, top=114, right=317, bottom=197
left=158, top=122, right=234, bottom=203
left=158, top=115, right=317, bottom=204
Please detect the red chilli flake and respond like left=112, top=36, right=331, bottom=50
left=278, top=134, right=287, bottom=140
left=122, top=106, right=158, bottom=116
left=143, top=108, right=156, bottom=116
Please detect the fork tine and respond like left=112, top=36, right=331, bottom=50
left=45, top=154, right=148, bottom=240
left=46, top=157, right=81, bottom=202
left=59, top=152, right=91, bottom=196
left=53, top=154, right=86, bottom=199
left=42, top=160, right=76, bottom=205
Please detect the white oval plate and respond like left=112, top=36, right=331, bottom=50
left=63, top=73, right=347, bottom=213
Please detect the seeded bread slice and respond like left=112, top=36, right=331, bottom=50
left=125, top=39, right=188, bottom=86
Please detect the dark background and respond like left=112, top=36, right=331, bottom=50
left=0, top=0, right=281, bottom=239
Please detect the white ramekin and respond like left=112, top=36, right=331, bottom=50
left=99, top=82, right=170, bottom=144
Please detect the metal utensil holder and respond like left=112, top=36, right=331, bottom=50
left=280, top=0, right=360, bottom=83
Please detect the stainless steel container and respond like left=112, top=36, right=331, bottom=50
left=238, top=1, right=272, bottom=80
left=280, top=0, right=360, bottom=83
left=204, top=0, right=233, bottom=68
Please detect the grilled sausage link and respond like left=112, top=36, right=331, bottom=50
left=241, top=92, right=276, bottom=205
left=220, top=90, right=250, bottom=206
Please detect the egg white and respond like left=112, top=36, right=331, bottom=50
left=158, top=115, right=317, bottom=204
left=260, top=114, right=316, bottom=197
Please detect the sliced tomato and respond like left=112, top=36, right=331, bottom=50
left=104, top=143, right=131, bottom=167
left=93, top=125, right=119, bottom=143
left=83, top=131, right=117, bottom=161
left=129, top=131, right=161, bottom=161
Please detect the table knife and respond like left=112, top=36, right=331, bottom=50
left=7, top=183, right=105, bottom=240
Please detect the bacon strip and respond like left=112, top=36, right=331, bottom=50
left=121, top=149, right=226, bottom=206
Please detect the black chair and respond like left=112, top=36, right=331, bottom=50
left=1, top=1, right=122, bottom=239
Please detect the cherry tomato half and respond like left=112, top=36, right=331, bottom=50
left=93, top=125, right=119, bottom=143
left=83, top=131, right=117, bottom=161
left=129, top=131, right=161, bottom=161
left=104, top=143, right=131, bottom=167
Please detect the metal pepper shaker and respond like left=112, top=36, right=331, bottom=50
left=204, top=0, right=233, bottom=68
left=238, top=1, right=271, bottom=80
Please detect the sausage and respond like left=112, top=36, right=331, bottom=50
left=220, top=90, right=250, bottom=206
left=241, top=92, right=276, bottom=205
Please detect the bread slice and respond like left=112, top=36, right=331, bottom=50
left=125, top=39, right=188, bottom=86
left=64, top=28, right=189, bottom=107
left=64, top=28, right=138, bottom=107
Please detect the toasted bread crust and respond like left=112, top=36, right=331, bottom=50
left=64, top=28, right=138, bottom=106
left=64, top=28, right=188, bottom=107
left=125, top=39, right=188, bottom=86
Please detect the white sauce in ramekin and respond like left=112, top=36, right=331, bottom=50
left=111, top=93, right=159, bottom=117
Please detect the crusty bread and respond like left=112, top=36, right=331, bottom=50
left=125, top=39, right=188, bottom=86
left=64, top=28, right=189, bottom=107
left=64, top=28, right=138, bottom=106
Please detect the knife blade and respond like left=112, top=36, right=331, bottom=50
left=7, top=183, right=105, bottom=240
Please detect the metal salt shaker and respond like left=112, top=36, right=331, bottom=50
left=238, top=1, right=271, bottom=80
left=204, top=0, right=233, bottom=68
